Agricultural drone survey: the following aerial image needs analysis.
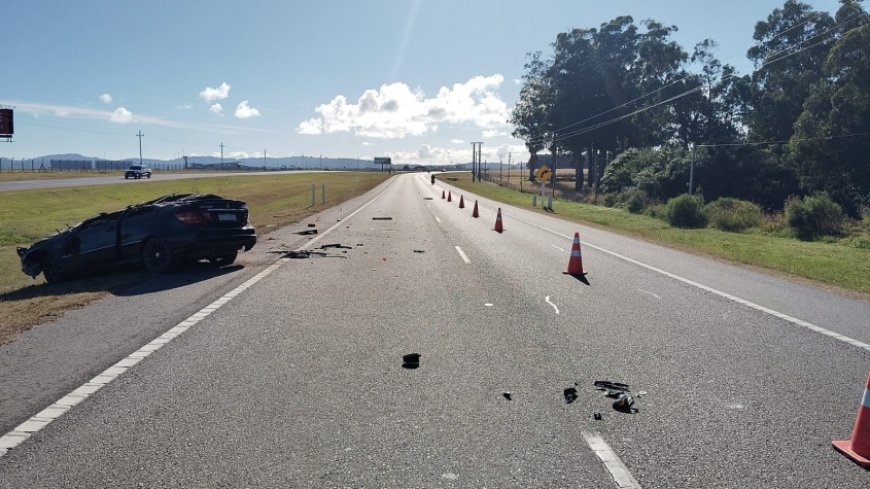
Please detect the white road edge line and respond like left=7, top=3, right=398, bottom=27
left=545, top=296, right=560, bottom=315
left=0, top=178, right=396, bottom=459
left=582, top=432, right=642, bottom=489
left=501, top=209, right=870, bottom=353
left=454, top=246, right=471, bottom=264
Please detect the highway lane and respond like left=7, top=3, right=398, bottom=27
left=0, top=173, right=868, bottom=487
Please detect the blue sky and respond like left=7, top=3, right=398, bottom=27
left=0, top=0, right=845, bottom=165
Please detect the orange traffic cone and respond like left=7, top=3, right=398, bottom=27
left=447, top=191, right=452, bottom=202
left=563, top=232, right=586, bottom=276
left=494, top=208, right=503, bottom=233
left=441, top=190, right=445, bottom=199
left=472, top=200, right=479, bottom=218
left=459, top=195, right=465, bottom=209
left=833, top=374, right=870, bottom=467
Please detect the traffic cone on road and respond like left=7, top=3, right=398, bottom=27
left=447, top=191, right=452, bottom=202
left=563, top=232, right=587, bottom=277
left=459, top=195, right=465, bottom=209
left=472, top=200, right=479, bottom=218
left=833, top=374, right=870, bottom=468
left=494, top=208, right=504, bottom=233
left=441, top=190, right=445, bottom=200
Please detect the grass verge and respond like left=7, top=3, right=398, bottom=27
left=0, top=172, right=389, bottom=345
left=442, top=173, right=870, bottom=295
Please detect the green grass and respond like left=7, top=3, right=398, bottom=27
left=442, top=174, right=870, bottom=295
left=0, top=172, right=388, bottom=292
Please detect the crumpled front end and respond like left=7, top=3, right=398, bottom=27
left=17, top=246, right=43, bottom=279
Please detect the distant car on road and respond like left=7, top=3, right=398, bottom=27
left=124, top=165, right=152, bottom=179
left=17, top=193, right=257, bottom=283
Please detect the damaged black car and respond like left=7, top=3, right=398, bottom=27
left=17, top=193, right=257, bottom=283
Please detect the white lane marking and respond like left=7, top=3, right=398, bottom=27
left=551, top=244, right=566, bottom=252
left=637, top=289, right=661, bottom=300
left=501, top=210, right=870, bottom=353
left=454, top=246, right=471, bottom=264
left=484, top=303, right=494, bottom=307
left=582, top=432, right=642, bottom=489
left=0, top=179, right=396, bottom=459
left=545, top=296, right=560, bottom=315
left=435, top=216, right=442, bottom=223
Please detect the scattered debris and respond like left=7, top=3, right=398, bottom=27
left=319, top=243, right=353, bottom=250
left=563, top=387, right=578, bottom=404
left=356, top=243, right=364, bottom=247
left=612, top=393, right=635, bottom=413
left=593, top=380, right=629, bottom=392
left=287, top=250, right=311, bottom=259
left=413, top=249, right=425, bottom=253
left=503, top=392, right=512, bottom=401
left=402, top=353, right=421, bottom=369
left=593, top=412, right=602, bottom=420
left=295, top=229, right=318, bottom=236
left=372, top=217, right=393, bottom=221
left=423, top=197, right=434, bottom=200
left=307, top=223, right=316, bottom=228
left=593, top=380, right=639, bottom=414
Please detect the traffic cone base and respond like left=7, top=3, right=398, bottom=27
left=459, top=195, right=465, bottom=209
left=832, top=375, right=870, bottom=468
left=472, top=200, right=479, bottom=218
left=564, top=232, right=586, bottom=276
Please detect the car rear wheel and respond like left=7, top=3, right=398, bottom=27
left=142, top=238, right=174, bottom=274
left=208, top=251, right=238, bottom=267
left=40, top=255, right=66, bottom=284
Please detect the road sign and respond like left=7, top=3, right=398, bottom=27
left=534, top=164, right=549, bottom=179
left=536, top=165, right=552, bottom=182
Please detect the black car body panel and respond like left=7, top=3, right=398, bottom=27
left=17, top=194, right=256, bottom=282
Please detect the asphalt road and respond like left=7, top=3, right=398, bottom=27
left=0, top=173, right=868, bottom=487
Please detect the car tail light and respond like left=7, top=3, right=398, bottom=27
left=174, top=211, right=206, bottom=225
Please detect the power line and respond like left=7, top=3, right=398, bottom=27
left=697, top=131, right=870, bottom=148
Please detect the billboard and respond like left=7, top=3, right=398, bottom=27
left=0, top=109, right=12, bottom=137
left=374, top=157, right=391, bottom=166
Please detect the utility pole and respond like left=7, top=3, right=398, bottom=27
left=688, top=143, right=695, bottom=195
left=470, top=142, right=477, bottom=182
left=136, top=131, right=144, bottom=165
left=219, top=142, right=225, bottom=166
left=470, top=142, right=483, bottom=182
left=264, top=149, right=267, bottom=168
left=319, top=154, right=322, bottom=170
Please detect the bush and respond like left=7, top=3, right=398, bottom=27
left=624, top=188, right=648, bottom=214
left=666, top=194, right=707, bottom=228
left=705, top=197, right=762, bottom=232
left=784, top=194, right=844, bottom=240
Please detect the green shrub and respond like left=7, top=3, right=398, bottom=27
left=666, top=194, right=707, bottom=228
left=784, top=194, right=844, bottom=240
left=624, top=188, right=648, bottom=214
left=705, top=197, right=762, bottom=232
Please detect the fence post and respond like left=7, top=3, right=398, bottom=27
left=321, top=184, right=326, bottom=205
left=311, top=184, right=316, bottom=207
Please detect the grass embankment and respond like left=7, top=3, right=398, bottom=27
left=0, top=172, right=389, bottom=345
left=442, top=172, right=870, bottom=295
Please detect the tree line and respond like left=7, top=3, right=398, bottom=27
left=511, top=0, right=869, bottom=217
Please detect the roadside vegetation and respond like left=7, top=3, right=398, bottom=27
left=0, top=172, right=388, bottom=345
left=443, top=171, right=870, bottom=295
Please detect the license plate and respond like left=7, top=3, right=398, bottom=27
left=217, top=213, right=236, bottom=221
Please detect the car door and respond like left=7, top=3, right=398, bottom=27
left=63, top=213, right=120, bottom=271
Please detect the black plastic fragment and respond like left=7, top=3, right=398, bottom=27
left=402, top=353, right=420, bottom=369
left=503, top=392, right=512, bottom=401
left=563, top=387, right=578, bottom=404
left=295, top=229, right=318, bottom=236
left=372, top=217, right=393, bottom=220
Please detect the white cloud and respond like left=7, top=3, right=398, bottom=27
left=450, top=138, right=465, bottom=144
left=483, top=129, right=508, bottom=138
left=110, top=107, right=134, bottom=123
left=385, top=143, right=529, bottom=165
left=209, top=103, right=224, bottom=115
left=296, top=74, right=510, bottom=138
left=99, top=93, right=112, bottom=104
left=234, top=101, right=260, bottom=119
left=199, top=82, right=231, bottom=102
left=230, top=151, right=249, bottom=159
left=361, top=141, right=374, bottom=146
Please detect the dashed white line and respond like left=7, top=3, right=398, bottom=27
left=544, top=295, right=560, bottom=315
left=582, top=432, right=642, bottom=488
left=454, top=246, right=471, bottom=264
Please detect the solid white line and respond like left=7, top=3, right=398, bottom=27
left=545, top=296, right=560, bottom=315
left=454, top=246, right=471, bottom=264
left=582, top=432, right=642, bottom=489
left=501, top=209, right=870, bottom=353
left=0, top=179, right=397, bottom=459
